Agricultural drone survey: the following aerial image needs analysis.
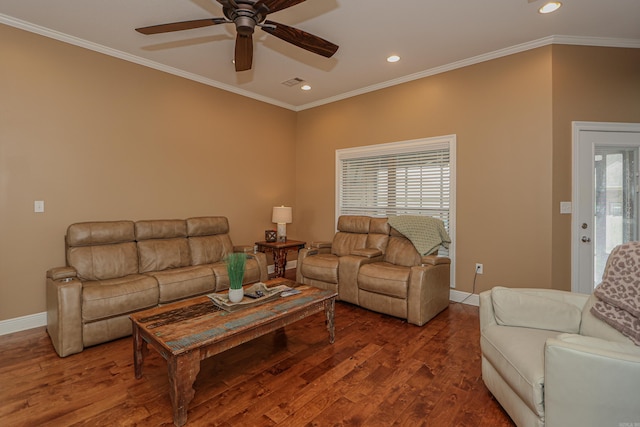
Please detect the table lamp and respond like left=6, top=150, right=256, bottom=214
left=272, top=206, right=292, bottom=242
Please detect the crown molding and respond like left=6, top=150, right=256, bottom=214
left=0, top=14, right=296, bottom=110
left=3, top=13, right=638, bottom=112
left=295, top=35, right=640, bottom=111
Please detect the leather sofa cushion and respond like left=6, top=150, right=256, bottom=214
left=135, top=219, right=187, bottom=240
left=148, top=265, right=215, bottom=303
left=331, top=233, right=368, bottom=257
left=82, top=274, right=159, bottom=322
left=137, top=238, right=191, bottom=273
left=481, top=324, right=560, bottom=418
left=337, top=215, right=371, bottom=234
left=66, top=221, right=135, bottom=246
left=580, top=293, right=635, bottom=344
left=300, top=254, right=339, bottom=284
left=383, top=237, right=421, bottom=267
left=189, top=234, right=233, bottom=265
left=492, top=287, right=581, bottom=333
left=358, top=262, right=410, bottom=298
left=187, top=216, right=229, bottom=236
left=369, top=217, right=390, bottom=235
left=68, top=242, right=139, bottom=281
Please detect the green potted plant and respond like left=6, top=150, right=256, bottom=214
left=226, top=252, right=246, bottom=303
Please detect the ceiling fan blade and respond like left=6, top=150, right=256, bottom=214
left=255, top=0, right=307, bottom=14
left=235, top=33, right=253, bottom=71
left=135, top=18, right=227, bottom=35
left=262, top=20, right=338, bottom=58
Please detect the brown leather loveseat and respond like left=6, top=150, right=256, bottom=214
left=46, top=216, right=267, bottom=357
left=297, top=215, right=451, bottom=326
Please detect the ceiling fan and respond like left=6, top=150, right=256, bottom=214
left=135, top=0, right=339, bottom=72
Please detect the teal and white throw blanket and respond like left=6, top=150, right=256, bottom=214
left=387, top=215, right=451, bottom=255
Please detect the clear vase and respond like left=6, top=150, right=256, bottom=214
left=228, top=287, right=244, bottom=303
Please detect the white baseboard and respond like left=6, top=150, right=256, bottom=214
left=0, top=311, right=47, bottom=336
left=449, top=289, right=479, bottom=306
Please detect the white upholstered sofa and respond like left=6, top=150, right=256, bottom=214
left=480, top=243, right=640, bottom=427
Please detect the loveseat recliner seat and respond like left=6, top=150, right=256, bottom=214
left=46, top=216, right=267, bottom=357
left=296, top=215, right=451, bottom=326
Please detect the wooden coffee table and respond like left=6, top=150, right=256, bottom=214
left=129, top=279, right=337, bottom=427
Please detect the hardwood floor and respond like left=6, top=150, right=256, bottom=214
left=0, top=286, right=514, bottom=426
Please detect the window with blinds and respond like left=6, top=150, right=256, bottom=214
left=336, top=135, right=456, bottom=262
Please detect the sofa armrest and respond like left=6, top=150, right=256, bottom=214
left=406, top=261, right=451, bottom=326
left=246, top=251, right=268, bottom=282
left=309, top=241, right=332, bottom=249
left=350, top=248, right=382, bottom=258
left=46, top=274, right=83, bottom=357
left=296, top=247, right=327, bottom=283
left=47, top=266, right=77, bottom=281
left=479, top=290, right=498, bottom=332
left=420, top=254, right=451, bottom=266
left=233, top=245, right=254, bottom=254
left=544, top=334, right=640, bottom=427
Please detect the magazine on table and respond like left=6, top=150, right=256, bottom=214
left=207, top=282, right=301, bottom=312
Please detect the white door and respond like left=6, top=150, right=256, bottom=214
left=573, top=122, right=640, bottom=294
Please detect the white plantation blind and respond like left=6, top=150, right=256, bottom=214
left=336, top=136, right=456, bottom=261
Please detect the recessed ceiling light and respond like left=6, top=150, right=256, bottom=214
left=539, top=2, right=562, bottom=14
left=300, top=84, right=311, bottom=91
left=387, top=55, right=400, bottom=63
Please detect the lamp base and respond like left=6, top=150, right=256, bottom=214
left=277, top=223, right=287, bottom=242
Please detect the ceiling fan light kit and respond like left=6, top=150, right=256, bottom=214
left=135, top=0, right=338, bottom=72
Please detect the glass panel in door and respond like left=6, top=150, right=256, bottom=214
left=593, top=146, right=638, bottom=285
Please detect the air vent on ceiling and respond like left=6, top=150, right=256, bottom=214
left=281, top=77, right=304, bottom=87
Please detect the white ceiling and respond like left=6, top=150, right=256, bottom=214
left=1, top=0, right=639, bottom=111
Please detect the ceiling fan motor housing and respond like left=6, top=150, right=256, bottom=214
left=224, top=1, right=266, bottom=35
left=135, top=0, right=339, bottom=72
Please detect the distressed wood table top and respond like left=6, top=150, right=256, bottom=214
left=130, top=278, right=337, bottom=426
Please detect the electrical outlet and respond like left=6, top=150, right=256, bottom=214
left=475, top=263, right=483, bottom=274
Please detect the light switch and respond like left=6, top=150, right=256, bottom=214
left=34, top=200, right=45, bottom=213
left=560, top=201, right=572, bottom=214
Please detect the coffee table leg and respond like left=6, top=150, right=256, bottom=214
left=325, top=298, right=336, bottom=344
left=132, top=323, right=147, bottom=379
left=168, top=351, right=200, bottom=427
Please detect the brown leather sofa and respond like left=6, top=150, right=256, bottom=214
left=297, top=215, right=451, bottom=326
left=46, top=216, right=267, bottom=357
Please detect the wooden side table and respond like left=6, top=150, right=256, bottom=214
left=255, top=239, right=306, bottom=278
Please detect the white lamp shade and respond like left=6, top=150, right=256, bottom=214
left=272, top=206, right=292, bottom=224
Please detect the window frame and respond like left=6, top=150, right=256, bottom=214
left=335, top=135, right=456, bottom=287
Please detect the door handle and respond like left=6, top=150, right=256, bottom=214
left=581, top=236, right=591, bottom=243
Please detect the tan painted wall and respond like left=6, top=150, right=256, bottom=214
left=0, top=24, right=297, bottom=320
left=295, top=47, right=555, bottom=294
